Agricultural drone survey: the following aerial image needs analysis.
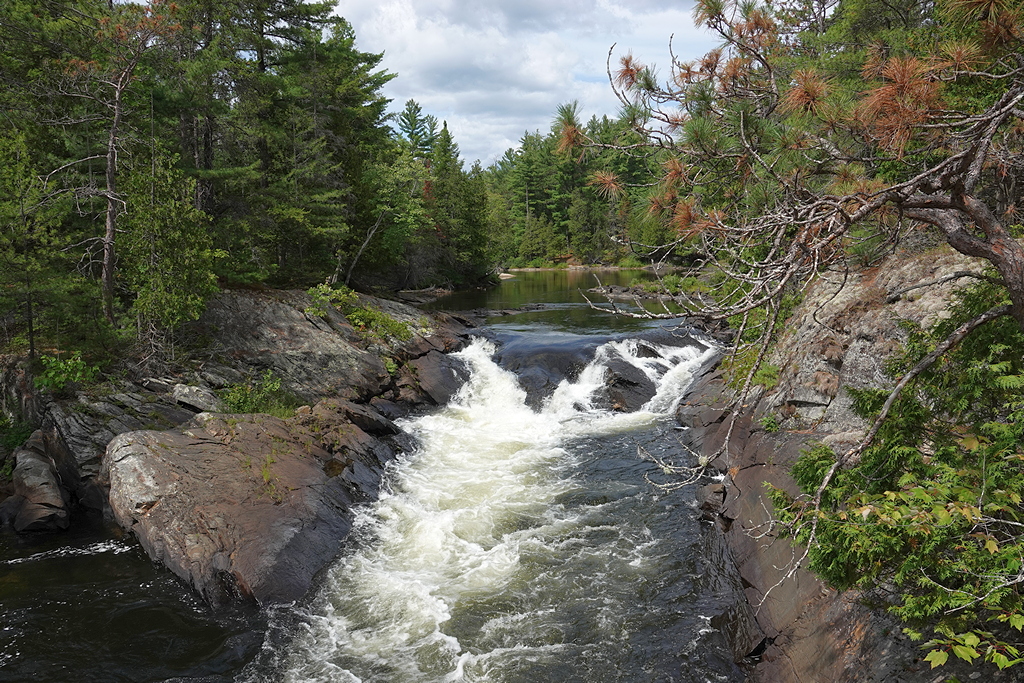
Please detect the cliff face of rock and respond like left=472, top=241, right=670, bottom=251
left=688, top=246, right=1022, bottom=682
left=764, top=247, right=984, bottom=440
left=0, top=289, right=475, bottom=607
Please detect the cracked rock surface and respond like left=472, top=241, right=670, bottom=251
left=105, top=402, right=407, bottom=606
left=680, top=246, right=1019, bottom=682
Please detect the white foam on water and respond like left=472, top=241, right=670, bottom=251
left=1, top=540, right=134, bottom=566
left=266, top=336, right=717, bottom=682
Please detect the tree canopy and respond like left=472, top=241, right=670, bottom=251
left=0, top=0, right=491, bottom=368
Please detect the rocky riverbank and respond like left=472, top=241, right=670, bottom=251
left=681, top=245, right=1022, bottom=682
left=0, top=288, right=475, bottom=606
left=1, top=247, right=1014, bottom=680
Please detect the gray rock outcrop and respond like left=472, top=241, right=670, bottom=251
left=0, top=287, right=474, bottom=611
left=8, top=431, right=71, bottom=532
left=105, top=400, right=406, bottom=606
left=191, top=289, right=471, bottom=406
left=194, top=290, right=390, bottom=402
left=763, top=248, right=985, bottom=434
left=172, top=384, right=226, bottom=412
left=683, top=246, right=1019, bottom=682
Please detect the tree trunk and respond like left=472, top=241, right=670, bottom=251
left=905, top=198, right=1024, bottom=331
left=25, top=276, right=35, bottom=362
left=102, top=86, right=125, bottom=325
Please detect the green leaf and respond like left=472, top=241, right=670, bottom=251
left=924, top=649, right=948, bottom=668
left=991, top=652, right=1012, bottom=670
left=951, top=644, right=980, bottom=662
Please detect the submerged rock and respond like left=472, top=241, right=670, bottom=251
left=406, top=350, right=470, bottom=405
left=600, top=357, right=657, bottom=412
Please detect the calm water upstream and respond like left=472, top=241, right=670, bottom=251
left=0, top=270, right=741, bottom=682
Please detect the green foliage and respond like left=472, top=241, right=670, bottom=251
left=721, top=345, right=781, bottom=391
left=304, top=282, right=412, bottom=341
left=0, top=457, right=13, bottom=481
left=345, top=307, right=413, bottom=342
left=483, top=114, right=651, bottom=268
left=0, top=413, right=31, bottom=481
left=258, top=453, right=282, bottom=501
left=120, top=152, right=218, bottom=330
left=0, top=0, right=507, bottom=371
left=0, top=130, right=74, bottom=358
left=34, top=352, right=99, bottom=395
left=394, top=99, right=438, bottom=159
left=0, top=0, right=447, bottom=349
left=774, top=282, right=1024, bottom=671
left=221, top=370, right=298, bottom=418
left=637, top=273, right=711, bottom=296
left=847, top=225, right=891, bottom=266
left=759, top=413, right=780, bottom=433
left=617, top=254, right=645, bottom=268
left=0, top=416, right=33, bottom=455
left=752, top=363, right=780, bottom=390
left=305, top=283, right=358, bottom=318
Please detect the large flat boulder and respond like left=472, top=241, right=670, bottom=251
left=105, top=400, right=405, bottom=606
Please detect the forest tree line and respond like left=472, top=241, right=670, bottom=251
left=0, top=0, right=490, bottom=360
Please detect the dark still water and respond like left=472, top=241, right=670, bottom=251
left=1, top=271, right=736, bottom=682
left=425, top=268, right=676, bottom=335
left=0, top=516, right=262, bottom=682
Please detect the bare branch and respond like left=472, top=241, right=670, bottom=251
left=885, top=271, right=1003, bottom=303
left=845, top=303, right=1012, bottom=462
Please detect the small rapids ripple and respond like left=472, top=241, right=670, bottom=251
left=239, top=336, right=740, bottom=683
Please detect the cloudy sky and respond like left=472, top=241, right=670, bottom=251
left=337, top=1, right=719, bottom=165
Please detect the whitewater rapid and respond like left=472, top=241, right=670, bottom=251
left=241, top=335, right=722, bottom=683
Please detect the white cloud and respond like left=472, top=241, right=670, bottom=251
left=339, top=0, right=718, bottom=165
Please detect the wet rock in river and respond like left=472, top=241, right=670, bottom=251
left=10, top=433, right=70, bottom=532
left=105, top=402, right=404, bottom=607
left=406, top=350, right=469, bottom=406
left=600, top=357, right=658, bottom=412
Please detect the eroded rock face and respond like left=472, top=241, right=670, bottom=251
left=764, top=248, right=984, bottom=434
left=105, top=400, right=406, bottom=606
left=9, top=432, right=71, bottom=532
left=683, top=246, right=1020, bottom=682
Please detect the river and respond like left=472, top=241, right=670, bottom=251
left=0, top=270, right=743, bottom=682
